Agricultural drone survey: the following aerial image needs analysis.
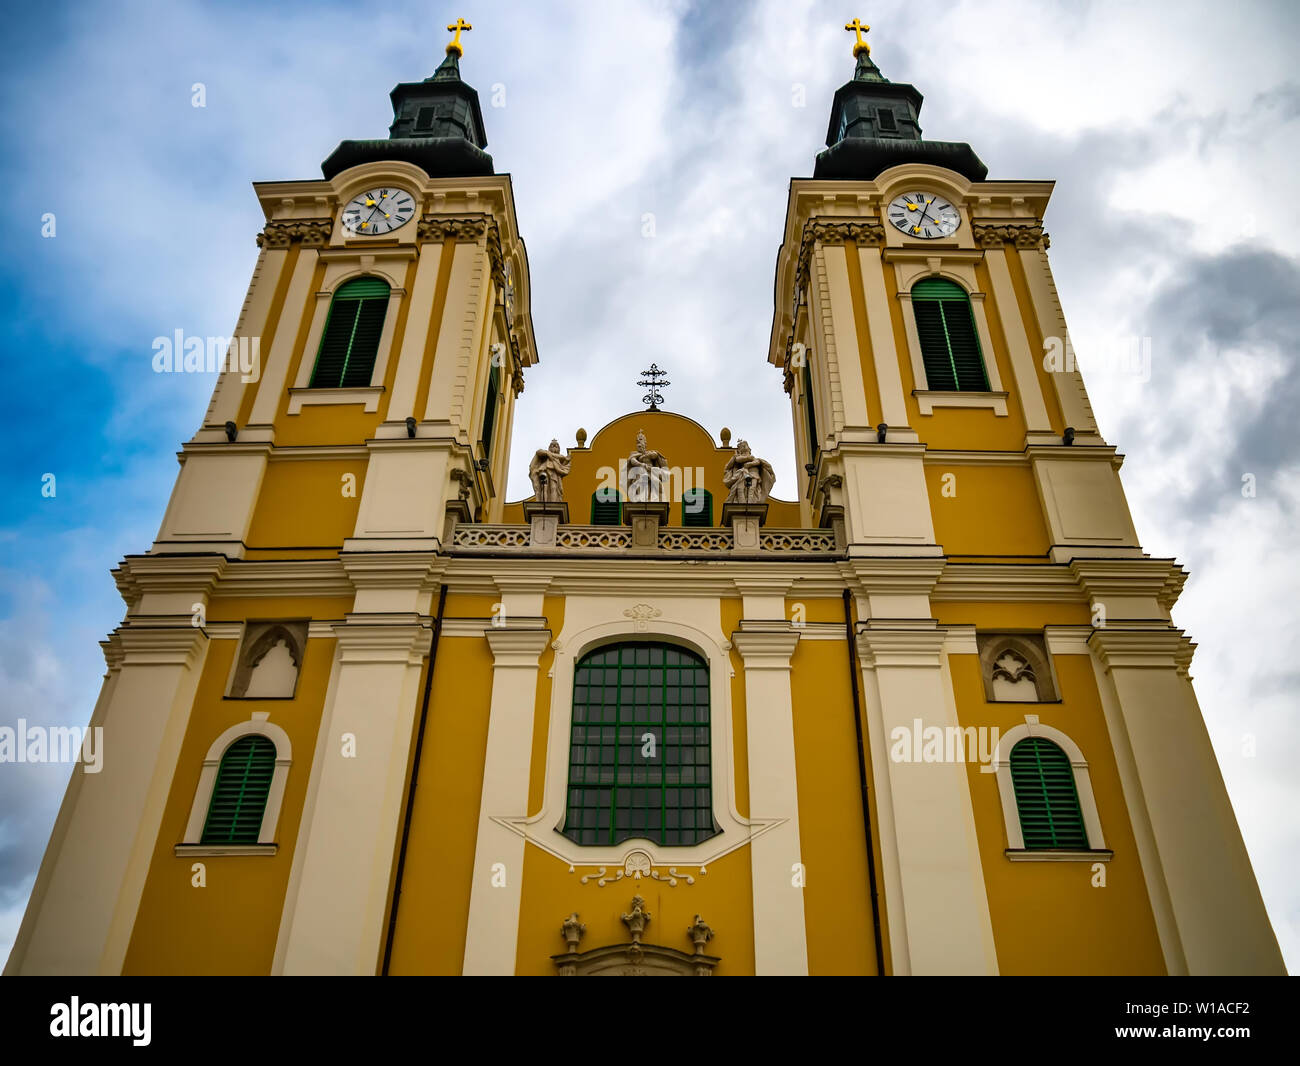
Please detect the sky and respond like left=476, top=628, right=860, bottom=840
left=1, top=0, right=1297, bottom=971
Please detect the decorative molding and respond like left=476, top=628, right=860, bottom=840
left=573, top=848, right=701, bottom=888
left=174, top=844, right=278, bottom=857
left=552, top=896, right=719, bottom=976
left=971, top=221, right=1049, bottom=250
left=914, top=389, right=1008, bottom=416
left=287, top=385, right=384, bottom=414
left=256, top=218, right=333, bottom=249
left=449, top=524, right=837, bottom=556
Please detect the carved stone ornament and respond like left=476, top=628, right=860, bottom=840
left=415, top=214, right=490, bottom=243
left=972, top=221, right=1050, bottom=249
left=256, top=218, right=333, bottom=249
left=622, top=604, right=662, bottom=623
left=551, top=897, right=720, bottom=976
left=575, top=847, right=700, bottom=888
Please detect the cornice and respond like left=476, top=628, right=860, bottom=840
left=484, top=627, right=554, bottom=666
left=730, top=627, right=801, bottom=664
left=1070, top=557, right=1188, bottom=610
left=1088, top=626, right=1196, bottom=677
left=333, top=620, right=432, bottom=664
left=855, top=624, right=948, bottom=668
left=113, top=625, right=209, bottom=667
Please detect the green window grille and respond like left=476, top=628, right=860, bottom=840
left=911, top=277, right=989, bottom=392
left=1010, top=737, right=1088, bottom=849
left=564, top=643, right=718, bottom=847
left=481, top=364, right=500, bottom=460
left=802, top=360, right=819, bottom=459
left=590, top=489, right=622, bottom=525
left=200, top=735, right=277, bottom=845
left=682, top=488, right=713, bottom=527
left=309, top=276, right=390, bottom=388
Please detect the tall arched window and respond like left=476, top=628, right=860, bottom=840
left=309, top=276, right=390, bottom=388
left=590, top=488, right=622, bottom=525
left=682, top=488, right=713, bottom=527
left=912, top=278, right=988, bottom=391
left=564, top=642, right=718, bottom=847
left=200, top=735, right=278, bottom=845
left=1009, top=737, right=1088, bottom=849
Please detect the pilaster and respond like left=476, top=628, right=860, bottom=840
left=731, top=627, right=808, bottom=976
left=462, top=626, right=552, bottom=975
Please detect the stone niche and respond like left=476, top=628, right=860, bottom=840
left=976, top=632, right=1058, bottom=703
left=228, top=620, right=309, bottom=699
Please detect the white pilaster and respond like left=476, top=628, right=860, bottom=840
left=732, top=628, right=809, bottom=976
left=274, top=619, right=431, bottom=974
left=983, top=246, right=1052, bottom=433
left=856, top=624, right=998, bottom=975
left=1089, top=627, right=1285, bottom=975
left=462, top=627, right=552, bottom=975
left=6, top=626, right=210, bottom=975
left=248, top=246, right=320, bottom=427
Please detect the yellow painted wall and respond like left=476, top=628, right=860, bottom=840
left=385, top=621, right=494, bottom=974
left=925, top=464, right=1052, bottom=559
left=513, top=843, right=756, bottom=975
left=943, top=612, right=1166, bottom=974
left=789, top=627, right=880, bottom=974
left=505, top=411, right=801, bottom=527
left=122, top=622, right=338, bottom=974
left=245, top=458, right=365, bottom=549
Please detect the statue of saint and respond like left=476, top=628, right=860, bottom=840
left=528, top=439, right=571, bottom=502
left=626, top=429, right=670, bottom=502
left=723, top=439, right=775, bottom=504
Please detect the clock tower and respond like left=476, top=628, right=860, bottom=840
left=7, top=25, right=537, bottom=975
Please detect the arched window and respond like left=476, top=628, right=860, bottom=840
left=308, top=276, right=390, bottom=388
left=1009, top=737, right=1088, bottom=849
left=563, top=642, right=718, bottom=847
left=480, top=364, right=500, bottom=460
left=911, top=278, right=988, bottom=392
left=682, top=488, right=713, bottom=527
left=591, top=488, right=622, bottom=525
left=200, top=735, right=278, bottom=845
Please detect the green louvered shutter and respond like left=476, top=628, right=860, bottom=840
left=682, top=488, right=712, bottom=527
left=309, top=277, right=390, bottom=388
left=802, top=361, right=819, bottom=457
left=912, top=278, right=989, bottom=392
left=591, top=489, right=622, bottom=525
left=1010, top=737, right=1088, bottom=849
left=201, top=735, right=277, bottom=845
left=481, top=365, right=500, bottom=459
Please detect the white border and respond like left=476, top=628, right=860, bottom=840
left=182, top=712, right=293, bottom=846
left=991, top=715, right=1106, bottom=852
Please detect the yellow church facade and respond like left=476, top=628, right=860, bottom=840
left=6, top=26, right=1284, bottom=976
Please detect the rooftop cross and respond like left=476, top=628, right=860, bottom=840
left=844, top=18, right=870, bottom=57
left=446, top=17, right=472, bottom=57
left=638, top=364, right=670, bottom=411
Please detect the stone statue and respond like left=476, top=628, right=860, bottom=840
left=723, top=439, right=775, bottom=504
left=528, top=439, right=571, bottom=503
left=626, top=429, right=670, bottom=502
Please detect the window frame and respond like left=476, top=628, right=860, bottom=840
left=681, top=487, right=713, bottom=527
left=992, top=716, right=1109, bottom=861
left=561, top=642, right=720, bottom=849
left=178, top=713, right=291, bottom=855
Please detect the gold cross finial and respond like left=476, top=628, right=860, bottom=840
left=446, top=17, right=472, bottom=57
left=845, top=18, right=870, bottom=57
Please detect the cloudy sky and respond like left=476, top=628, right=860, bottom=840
left=1, top=0, right=1296, bottom=971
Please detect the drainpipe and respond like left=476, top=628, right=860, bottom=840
left=843, top=588, right=887, bottom=975
left=381, top=583, right=448, bottom=975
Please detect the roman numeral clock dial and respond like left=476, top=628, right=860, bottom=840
left=887, top=192, right=961, bottom=238
left=341, top=187, right=415, bottom=235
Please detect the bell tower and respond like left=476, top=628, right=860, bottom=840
left=7, top=23, right=538, bottom=976
left=767, top=23, right=1283, bottom=975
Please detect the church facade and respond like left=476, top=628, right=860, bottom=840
left=7, top=23, right=1284, bottom=976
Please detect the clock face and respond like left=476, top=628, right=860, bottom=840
left=341, top=187, right=415, bottom=235
left=887, top=192, right=961, bottom=239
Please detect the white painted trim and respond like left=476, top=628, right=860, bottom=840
left=991, top=716, right=1106, bottom=851
left=509, top=607, right=762, bottom=869
left=174, top=844, right=278, bottom=857
left=182, top=713, right=293, bottom=846
left=914, top=390, right=1008, bottom=416
left=1005, top=848, right=1112, bottom=863
left=287, top=386, right=385, bottom=413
